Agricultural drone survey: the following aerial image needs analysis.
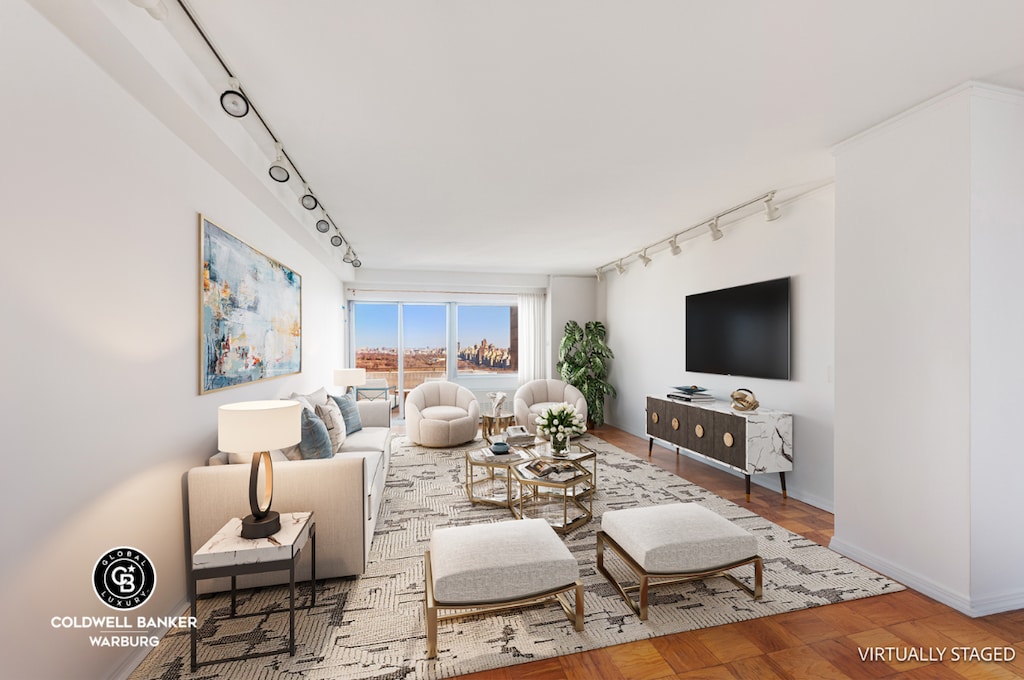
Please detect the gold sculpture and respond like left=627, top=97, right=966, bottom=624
left=730, top=388, right=759, bottom=412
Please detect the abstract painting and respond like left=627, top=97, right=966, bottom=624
left=200, top=216, right=301, bottom=394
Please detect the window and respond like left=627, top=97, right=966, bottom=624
left=456, top=304, right=517, bottom=375
left=352, top=302, right=398, bottom=373
left=351, top=300, right=518, bottom=406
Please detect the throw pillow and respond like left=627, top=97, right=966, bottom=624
left=298, top=408, right=333, bottom=459
left=290, top=387, right=329, bottom=413
left=331, top=392, right=363, bottom=434
left=315, top=400, right=348, bottom=452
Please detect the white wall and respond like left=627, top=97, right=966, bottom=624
left=602, top=188, right=836, bottom=509
left=548, top=276, right=599, bottom=379
left=968, top=90, right=1024, bottom=611
left=832, top=83, right=1024, bottom=616
left=0, top=3, right=344, bottom=678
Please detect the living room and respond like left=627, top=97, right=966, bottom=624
left=4, top=2, right=1024, bottom=679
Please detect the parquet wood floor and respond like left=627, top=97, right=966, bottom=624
left=448, top=425, right=1024, bottom=680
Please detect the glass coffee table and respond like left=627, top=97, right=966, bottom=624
left=522, top=439, right=598, bottom=497
left=464, top=446, right=534, bottom=508
left=511, top=457, right=593, bottom=533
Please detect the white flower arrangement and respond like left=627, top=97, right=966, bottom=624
left=535, top=402, right=586, bottom=440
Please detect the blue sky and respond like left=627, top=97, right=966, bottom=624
left=353, top=303, right=511, bottom=349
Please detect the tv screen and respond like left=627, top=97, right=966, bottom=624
left=685, top=277, right=791, bottom=380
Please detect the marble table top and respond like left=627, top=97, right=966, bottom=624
left=193, top=511, right=313, bottom=570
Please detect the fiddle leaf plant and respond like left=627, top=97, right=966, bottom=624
left=557, top=320, right=616, bottom=427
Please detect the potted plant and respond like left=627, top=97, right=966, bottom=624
left=557, top=320, right=616, bottom=427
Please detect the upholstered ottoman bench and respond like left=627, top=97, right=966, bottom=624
left=597, top=503, right=762, bottom=620
left=424, top=518, right=583, bottom=657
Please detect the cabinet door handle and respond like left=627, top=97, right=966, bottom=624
left=694, top=424, right=704, bottom=438
left=723, top=432, right=734, bottom=447
left=671, top=418, right=679, bottom=430
left=651, top=412, right=659, bottom=424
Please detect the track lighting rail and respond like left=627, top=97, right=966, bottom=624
left=596, top=190, right=780, bottom=277
left=175, top=0, right=361, bottom=266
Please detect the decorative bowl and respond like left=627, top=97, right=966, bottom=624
left=490, top=442, right=510, bottom=454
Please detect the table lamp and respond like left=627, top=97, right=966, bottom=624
left=334, top=368, right=367, bottom=393
left=218, top=400, right=302, bottom=539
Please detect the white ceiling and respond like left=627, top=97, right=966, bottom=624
left=176, top=1, right=1024, bottom=275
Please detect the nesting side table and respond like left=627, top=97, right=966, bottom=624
left=189, top=511, right=316, bottom=671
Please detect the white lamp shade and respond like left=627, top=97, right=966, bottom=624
left=334, top=368, right=367, bottom=387
left=218, top=400, right=302, bottom=453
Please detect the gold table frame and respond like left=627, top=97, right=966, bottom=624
left=464, top=447, right=533, bottom=508
left=510, top=457, right=593, bottom=533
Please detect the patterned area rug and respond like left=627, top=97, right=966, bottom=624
left=131, top=434, right=902, bottom=679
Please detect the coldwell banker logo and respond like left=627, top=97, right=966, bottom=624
left=93, top=547, right=156, bottom=610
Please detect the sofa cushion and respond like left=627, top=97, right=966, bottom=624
left=338, top=426, right=391, bottom=454
left=299, top=408, right=333, bottom=459
left=331, top=393, right=363, bottom=434
left=420, top=405, right=469, bottom=422
left=316, top=400, right=348, bottom=451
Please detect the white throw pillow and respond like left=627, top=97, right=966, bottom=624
left=315, top=400, right=348, bottom=451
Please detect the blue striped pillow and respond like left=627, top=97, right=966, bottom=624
left=331, top=393, right=363, bottom=435
left=298, top=408, right=333, bottom=459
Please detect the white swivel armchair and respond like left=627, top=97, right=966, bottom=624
left=514, top=379, right=588, bottom=435
left=406, top=381, right=480, bottom=447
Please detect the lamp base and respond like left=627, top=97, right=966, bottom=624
left=241, top=510, right=280, bottom=539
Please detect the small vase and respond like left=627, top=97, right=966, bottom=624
left=551, top=434, right=569, bottom=456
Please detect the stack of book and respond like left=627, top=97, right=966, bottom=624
left=668, top=385, right=715, bottom=402
left=504, top=425, right=534, bottom=446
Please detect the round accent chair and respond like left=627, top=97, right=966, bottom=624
left=406, top=381, right=480, bottom=447
left=514, top=379, right=588, bottom=435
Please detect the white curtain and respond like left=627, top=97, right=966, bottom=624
left=517, top=292, right=547, bottom=383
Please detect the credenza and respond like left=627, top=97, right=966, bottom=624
left=645, top=395, right=793, bottom=501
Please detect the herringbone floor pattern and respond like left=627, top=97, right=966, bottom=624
left=449, top=425, right=1024, bottom=680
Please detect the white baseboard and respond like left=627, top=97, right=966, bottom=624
left=108, top=597, right=189, bottom=680
left=828, top=537, right=1024, bottom=617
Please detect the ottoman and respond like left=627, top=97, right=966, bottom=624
left=597, top=503, right=762, bottom=620
left=424, top=518, right=583, bottom=657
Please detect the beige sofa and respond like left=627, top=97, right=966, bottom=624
left=186, top=398, right=394, bottom=592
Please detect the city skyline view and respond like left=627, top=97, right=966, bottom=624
left=352, top=302, right=517, bottom=374
left=352, top=302, right=512, bottom=349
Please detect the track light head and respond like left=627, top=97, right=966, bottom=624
left=615, top=259, right=626, bottom=275
left=352, top=258, right=362, bottom=268
left=669, top=237, right=682, bottom=256
left=639, top=249, right=652, bottom=267
left=316, top=212, right=331, bottom=233
left=220, top=77, right=249, bottom=118
left=330, top=234, right=343, bottom=247
left=343, top=246, right=355, bottom=264
left=595, top=268, right=604, bottom=282
left=709, top=217, right=724, bottom=241
left=764, top=195, right=781, bottom=222
left=268, top=143, right=290, bottom=183
left=301, top=185, right=318, bottom=210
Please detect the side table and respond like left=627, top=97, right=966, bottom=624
left=480, top=404, right=515, bottom=437
left=190, top=511, right=316, bottom=671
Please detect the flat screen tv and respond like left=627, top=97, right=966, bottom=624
left=685, top=277, right=791, bottom=380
